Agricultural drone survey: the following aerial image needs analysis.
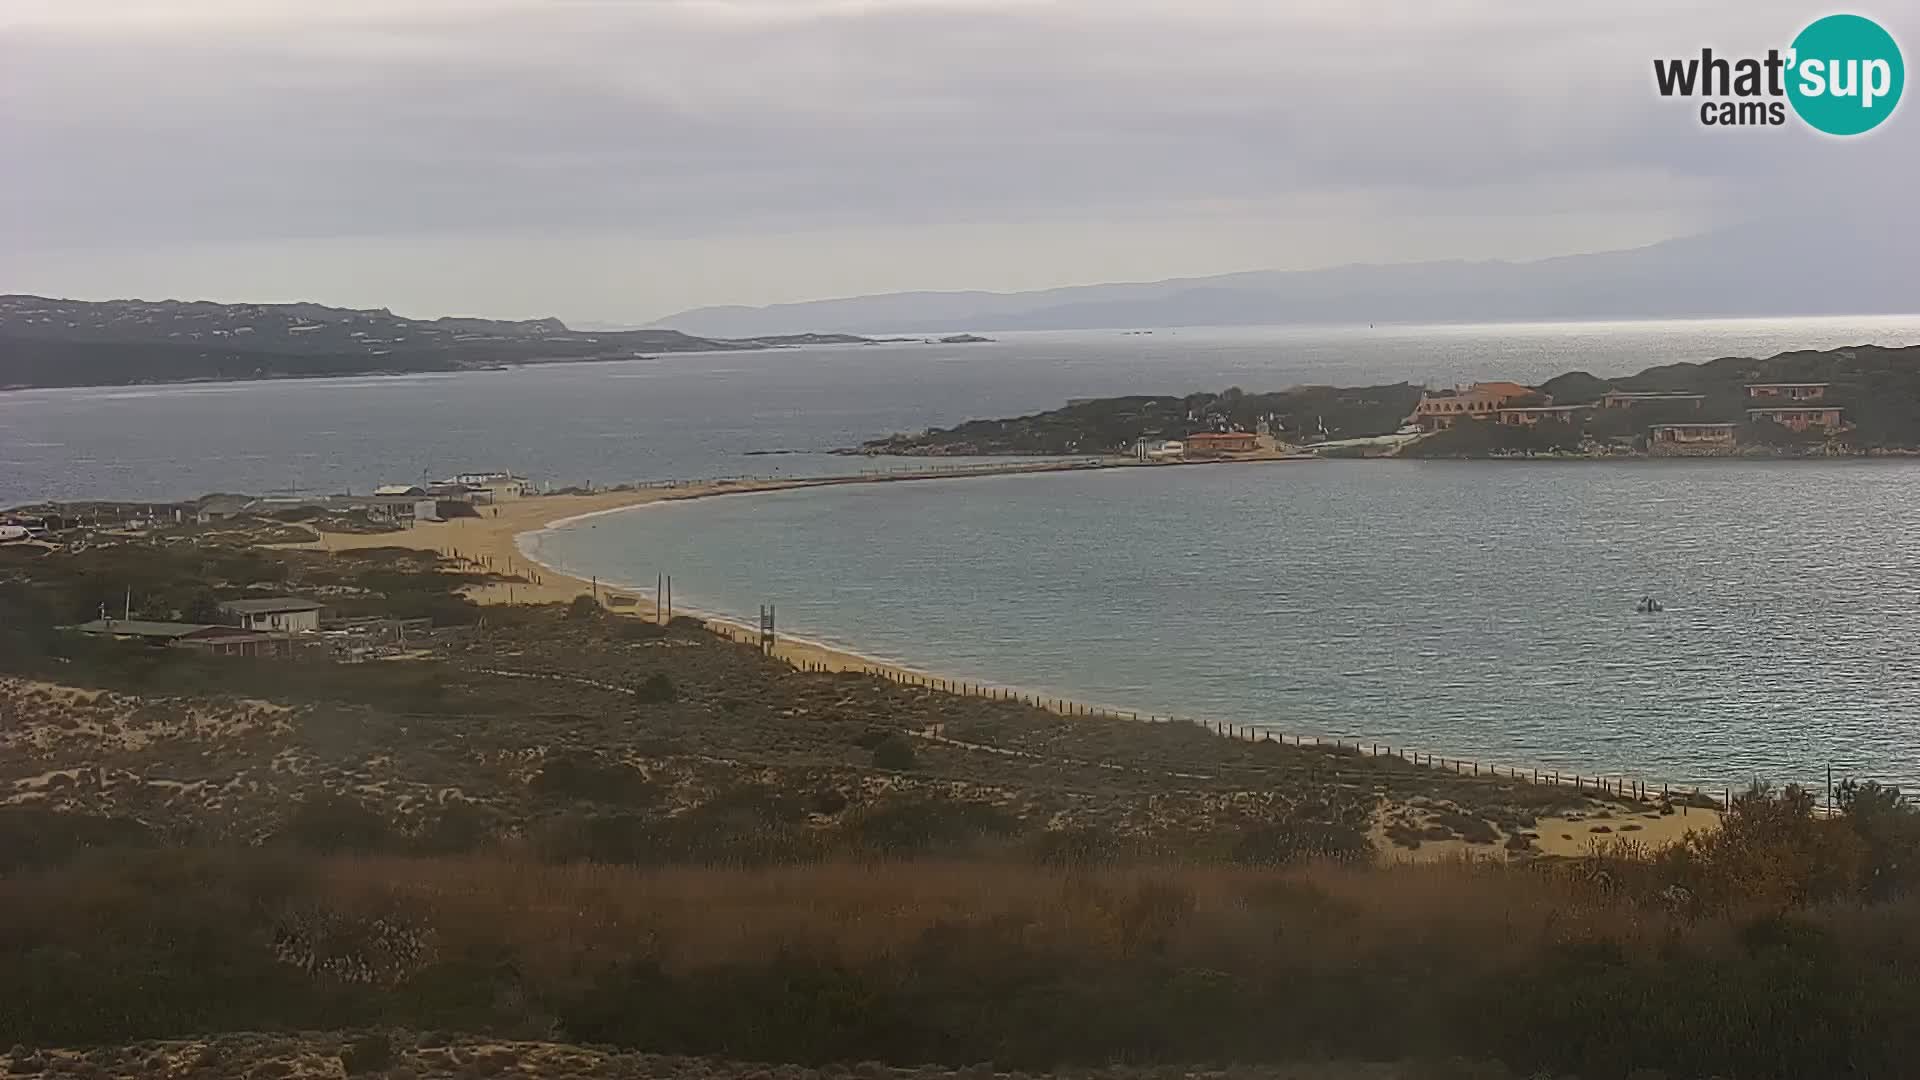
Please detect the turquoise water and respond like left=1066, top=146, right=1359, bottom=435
left=528, top=459, right=1920, bottom=792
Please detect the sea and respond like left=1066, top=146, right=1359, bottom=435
left=528, top=458, right=1920, bottom=792
left=9, top=315, right=1920, bottom=790
left=6, top=315, right=1919, bottom=506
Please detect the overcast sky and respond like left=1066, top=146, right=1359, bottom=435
left=2, top=0, right=1912, bottom=323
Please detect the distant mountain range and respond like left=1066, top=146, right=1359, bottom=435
left=652, top=217, right=1918, bottom=337
left=9, top=213, right=1912, bottom=390
left=0, top=297, right=884, bottom=389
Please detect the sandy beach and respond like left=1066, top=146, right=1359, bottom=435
left=300, top=454, right=1315, bottom=678
left=291, top=460, right=1721, bottom=857
left=300, top=462, right=1141, bottom=677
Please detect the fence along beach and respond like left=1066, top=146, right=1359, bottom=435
left=303, top=458, right=1777, bottom=849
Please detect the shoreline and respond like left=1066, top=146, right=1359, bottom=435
left=0, top=339, right=1011, bottom=396
left=303, top=456, right=1303, bottom=681
left=297, top=460, right=1729, bottom=857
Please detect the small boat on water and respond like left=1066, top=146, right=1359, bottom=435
left=1635, top=596, right=1664, bottom=614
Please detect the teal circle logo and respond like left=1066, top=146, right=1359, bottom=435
left=1787, top=14, right=1904, bottom=135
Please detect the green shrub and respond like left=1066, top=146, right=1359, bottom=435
left=698, top=783, right=806, bottom=827
left=0, top=808, right=154, bottom=872
left=414, top=801, right=497, bottom=855
left=1027, top=824, right=1125, bottom=866
left=1229, top=821, right=1373, bottom=866
left=839, top=799, right=1020, bottom=857
left=1838, top=779, right=1920, bottom=898
left=871, top=734, right=917, bottom=771
left=1430, top=810, right=1499, bottom=844
left=532, top=812, right=658, bottom=864
left=1736, top=911, right=1829, bottom=954
left=339, top=1032, right=394, bottom=1075
left=610, top=619, right=667, bottom=642
left=529, top=753, right=661, bottom=807
left=276, top=793, right=396, bottom=854
left=632, top=672, right=676, bottom=703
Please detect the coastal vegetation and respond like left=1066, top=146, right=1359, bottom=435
left=860, top=343, right=1920, bottom=456
left=7, top=801, right=1920, bottom=1078
left=8, top=528, right=1920, bottom=1077
left=858, top=384, right=1422, bottom=455
left=1, top=546, right=1599, bottom=864
left=0, top=295, right=923, bottom=389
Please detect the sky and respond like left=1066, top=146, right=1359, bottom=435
left=2, top=0, right=1914, bottom=324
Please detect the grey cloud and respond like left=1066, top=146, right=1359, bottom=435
left=2, top=0, right=1911, bottom=311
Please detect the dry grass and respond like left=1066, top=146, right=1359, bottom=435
left=0, top=1029, right=1479, bottom=1079
left=7, top=840, right=1920, bottom=1077
left=219, top=853, right=1673, bottom=1005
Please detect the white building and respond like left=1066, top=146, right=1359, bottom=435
left=448, top=471, right=531, bottom=499
left=1132, top=439, right=1185, bottom=461
left=218, top=597, right=325, bottom=633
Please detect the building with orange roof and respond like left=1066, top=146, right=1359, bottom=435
left=1407, top=381, right=1539, bottom=431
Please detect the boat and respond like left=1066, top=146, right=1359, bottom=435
left=1635, top=597, right=1664, bottom=614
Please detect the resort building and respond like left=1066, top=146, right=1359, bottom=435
left=426, top=482, right=489, bottom=505
left=1495, top=405, right=1588, bottom=427
left=449, top=471, right=532, bottom=499
left=1649, top=423, right=1738, bottom=456
left=1746, top=382, right=1829, bottom=401
left=1184, top=431, right=1259, bottom=454
left=218, top=597, right=325, bottom=633
left=1407, top=381, right=1537, bottom=431
left=1600, top=391, right=1706, bottom=411
left=1747, top=406, right=1845, bottom=432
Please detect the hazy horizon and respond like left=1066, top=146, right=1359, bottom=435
left=10, top=228, right=1919, bottom=332
left=0, top=229, right=1750, bottom=326
left=7, top=1, right=1912, bottom=325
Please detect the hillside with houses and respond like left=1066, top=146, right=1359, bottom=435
left=857, top=343, right=1920, bottom=458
